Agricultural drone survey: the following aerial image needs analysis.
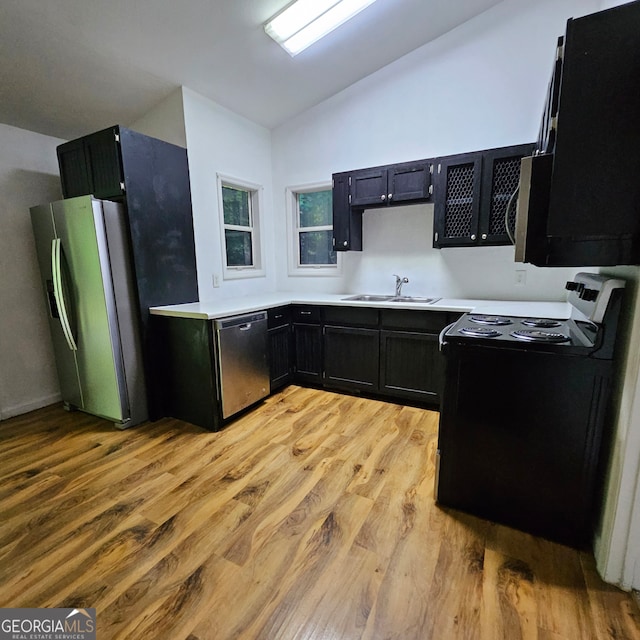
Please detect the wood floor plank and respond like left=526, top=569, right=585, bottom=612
left=0, top=386, right=638, bottom=640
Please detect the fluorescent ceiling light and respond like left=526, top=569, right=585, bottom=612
left=265, top=0, right=378, bottom=56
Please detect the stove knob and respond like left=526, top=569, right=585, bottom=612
left=580, top=287, right=598, bottom=302
left=565, top=281, right=584, bottom=292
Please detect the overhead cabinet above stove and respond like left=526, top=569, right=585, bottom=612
left=516, top=1, right=640, bottom=267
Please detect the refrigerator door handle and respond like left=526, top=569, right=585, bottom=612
left=51, top=238, right=78, bottom=351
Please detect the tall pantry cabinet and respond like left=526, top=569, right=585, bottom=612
left=56, top=125, right=199, bottom=418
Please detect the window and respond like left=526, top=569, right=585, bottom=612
left=287, top=183, right=340, bottom=276
left=218, top=175, right=264, bottom=279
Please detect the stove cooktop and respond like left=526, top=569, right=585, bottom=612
left=446, top=313, right=597, bottom=351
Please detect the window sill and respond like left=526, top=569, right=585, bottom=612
left=223, top=268, right=266, bottom=281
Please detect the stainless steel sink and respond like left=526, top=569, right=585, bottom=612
left=392, top=296, right=441, bottom=304
left=342, top=294, right=440, bottom=304
left=342, top=294, right=397, bottom=302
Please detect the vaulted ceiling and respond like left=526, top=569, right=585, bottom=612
left=0, top=0, right=504, bottom=141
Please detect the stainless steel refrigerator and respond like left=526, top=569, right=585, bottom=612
left=30, top=195, right=148, bottom=428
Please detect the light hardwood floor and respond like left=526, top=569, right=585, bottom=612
left=1, top=385, right=639, bottom=639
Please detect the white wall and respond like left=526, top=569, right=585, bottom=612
left=182, top=87, right=277, bottom=302
left=0, top=124, right=64, bottom=419
left=129, top=87, right=187, bottom=148
left=595, top=266, right=640, bottom=589
left=271, top=0, right=599, bottom=299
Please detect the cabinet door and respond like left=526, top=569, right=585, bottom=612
left=380, top=330, right=443, bottom=403
left=389, top=161, right=432, bottom=204
left=323, top=325, right=379, bottom=392
left=479, top=143, right=535, bottom=245
left=332, top=172, right=362, bottom=251
left=433, top=153, right=482, bottom=247
left=57, top=126, right=124, bottom=200
left=57, top=138, right=92, bottom=198
left=350, top=167, right=389, bottom=207
left=294, top=323, right=323, bottom=383
left=84, top=127, right=125, bottom=199
left=269, top=325, right=292, bottom=391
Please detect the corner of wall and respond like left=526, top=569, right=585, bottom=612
left=128, top=87, right=187, bottom=148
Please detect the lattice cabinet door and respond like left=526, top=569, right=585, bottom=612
left=433, top=152, right=483, bottom=247
left=479, top=143, right=535, bottom=245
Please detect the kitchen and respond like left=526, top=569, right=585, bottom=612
left=2, top=0, right=640, bottom=637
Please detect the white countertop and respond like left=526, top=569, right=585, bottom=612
left=150, top=292, right=571, bottom=320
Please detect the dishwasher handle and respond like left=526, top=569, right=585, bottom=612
left=214, top=310, right=267, bottom=331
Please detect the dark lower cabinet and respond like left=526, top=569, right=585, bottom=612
left=378, top=309, right=459, bottom=404
left=294, top=324, right=323, bottom=383
left=287, top=305, right=454, bottom=404
left=292, top=305, right=323, bottom=384
left=380, top=330, right=442, bottom=402
left=154, top=304, right=457, bottom=430
left=323, top=325, right=379, bottom=392
left=268, top=307, right=292, bottom=391
left=153, top=316, right=222, bottom=432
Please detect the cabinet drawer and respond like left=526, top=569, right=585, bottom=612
left=292, top=305, right=321, bottom=324
left=380, top=309, right=452, bottom=333
left=268, top=306, right=291, bottom=329
left=324, top=306, right=379, bottom=328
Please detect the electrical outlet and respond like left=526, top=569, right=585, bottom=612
left=515, top=270, right=526, bottom=286
left=213, top=273, right=220, bottom=288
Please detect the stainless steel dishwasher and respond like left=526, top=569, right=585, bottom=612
left=214, top=311, right=269, bottom=419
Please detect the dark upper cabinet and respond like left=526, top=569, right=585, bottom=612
left=433, top=152, right=482, bottom=248
left=390, top=162, right=433, bottom=204
left=332, top=171, right=362, bottom=252
left=58, top=127, right=125, bottom=200
left=350, top=167, right=388, bottom=207
left=350, top=161, right=432, bottom=208
left=333, top=161, right=432, bottom=253
left=433, top=143, right=534, bottom=248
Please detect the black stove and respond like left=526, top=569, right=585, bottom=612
left=436, top=272, right=627, bottom=548
left=442, top=272, right=627, bottom=354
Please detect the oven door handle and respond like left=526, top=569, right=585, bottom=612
left=439, top=322, right=456, bottom=353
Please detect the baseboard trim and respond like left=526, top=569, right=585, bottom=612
left=0, top=393, right=62, bottom=421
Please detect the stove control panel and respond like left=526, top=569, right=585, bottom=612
left=566, top=273, right=625, bottom=324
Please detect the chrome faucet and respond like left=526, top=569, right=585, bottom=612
left=394, top=274, right=409, bottom=296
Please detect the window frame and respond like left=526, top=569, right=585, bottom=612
left=217, top=173, right=265, bottom=280
left=286, top=182, right=341, bottom=277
